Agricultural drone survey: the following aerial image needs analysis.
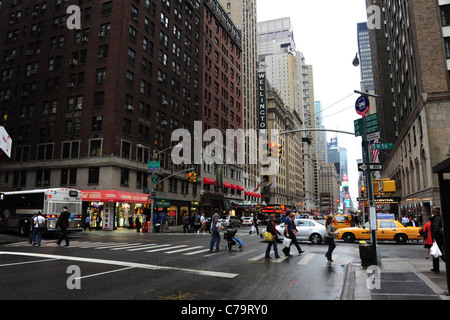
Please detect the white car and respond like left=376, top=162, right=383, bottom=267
left=241, top=217, right=253, bottom=226
left=261, top=219, right=326, bottom=244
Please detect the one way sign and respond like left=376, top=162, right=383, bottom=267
left=358, top=163, right=383, bottom=171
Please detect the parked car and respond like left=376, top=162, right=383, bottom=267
left=220, top=215, right=242, bottom=228
left=241, top=217, right=253, bottom=226
left=260, top=219, right=326, bottom=244
left=336, top=220, right=422, bottom=245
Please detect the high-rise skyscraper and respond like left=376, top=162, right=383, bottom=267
left=366, top=0, right=450, bottom=219
left=357, top=22, right=374, bottom=93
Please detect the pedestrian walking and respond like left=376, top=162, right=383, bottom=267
left=56, top=206, right=71, bottom=246
left=200, top=213, right=206, bottom=234
left=84, top=215, right=91, bottom=231
left=135, top=214, right=142, bottom=233
left=265, top=214, right=280, bottom=260
left=29, top=213, right=37, bottom=244
left=420, top=219, right=433, bottom=259
left=282, top=211, right=304, bottom=256
left=210, top=209, right=221, bottom=252
left=401, top=214, right=410, bottom=226
left=249, top=214, right=259, bottom=235
left=183, top=212, right=190, bottom=233
left=324, top=215, right=340, bottom=262
left=32, top=212, right=46, bottom=246
left=430, top=207, right=445, bottom=272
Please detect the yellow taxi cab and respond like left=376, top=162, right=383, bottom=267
left=335, top=219, right=422, bottom=245
left=332, top=215, right=352, bottom=229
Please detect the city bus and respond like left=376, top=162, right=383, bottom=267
left=0, top=188, right=83, bottom=236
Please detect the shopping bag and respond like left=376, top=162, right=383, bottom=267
left=283, top=237, right=292, bottom=248
left=250, top=226, right=256, bottom=233
left=430, top=241, right=442, bottom=259
left=264, top=231, right=274, bottom=242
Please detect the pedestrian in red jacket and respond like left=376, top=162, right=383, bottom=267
left=420, top=221, right=433, bottom=259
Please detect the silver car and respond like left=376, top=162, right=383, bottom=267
left=261, top=219, right=326, bottom=244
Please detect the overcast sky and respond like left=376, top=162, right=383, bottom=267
left=257, top=0, right=369, bottom=207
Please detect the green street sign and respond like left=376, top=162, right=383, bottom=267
left=147, top=161, right=160, bottom=171
left=371, top=142, right=394, bottom=150
left=151, top=174, right=158, bottom=185
left=354, top=113, right=379, bottom=136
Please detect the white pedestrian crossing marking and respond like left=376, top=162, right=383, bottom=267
left=145, top=244, right=184, bottom=253
left=165, top=246, right=204, bottom=254
left=297, top=253, right=316, bottom=265
left=126, top=244, right=158, bottom=251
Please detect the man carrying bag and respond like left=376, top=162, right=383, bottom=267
left=56, top=206, right=71, bottom=246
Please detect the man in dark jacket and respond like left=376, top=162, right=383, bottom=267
left=56, top=206, right=71, bottom=246
left=430, top=207, right=445, bottom=272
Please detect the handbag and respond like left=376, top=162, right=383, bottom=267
left=264, top=231, right=274, bottom=242
left=430, top=241, right=442, bottom=259
left=283, top=237, right=292, bottom=248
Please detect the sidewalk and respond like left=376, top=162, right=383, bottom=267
left=354, top=257, right=450, bottom=300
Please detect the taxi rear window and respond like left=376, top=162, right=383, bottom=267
left=334, top=216, right=349, bottom=222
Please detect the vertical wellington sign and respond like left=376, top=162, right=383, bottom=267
left=258, top=72, right=268, bottom=136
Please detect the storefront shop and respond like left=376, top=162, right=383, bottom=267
left=81, top=190, right=151, bottom=230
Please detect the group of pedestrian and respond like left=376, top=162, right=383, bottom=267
left=265, top=211, right=305, bottom=260
left=401, top=214, right=420, bottom=227
left=30, top=206, right=71, bottom=247
left=182, top=212, right=207, bottom=233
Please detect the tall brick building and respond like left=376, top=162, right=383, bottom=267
left=366, top=0, right=450, bottom=219
left=0, top=0, right=209, bottom=227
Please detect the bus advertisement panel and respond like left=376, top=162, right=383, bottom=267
left=0, top=188, right=82, bottom=236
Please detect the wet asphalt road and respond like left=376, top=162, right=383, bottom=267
left=0, top=226, right=422, bottom=301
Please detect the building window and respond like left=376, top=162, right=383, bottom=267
left=88, top=167, right=100, bottom=184
left=121, top=140, right=131, bottom=159
left=61, top=168, right=77, bottom=185
left=89, top=139, right=102, bottom=157
left=96, top=68, right=106, bottom=83
left=120, top=169, right=129, bottom=186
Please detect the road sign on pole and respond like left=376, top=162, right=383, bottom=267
left=371, top=142, right=394, bottom=150
left=355, top=96, right=370, bottom=116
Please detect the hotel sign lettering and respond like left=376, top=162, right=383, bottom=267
left=258, top=72, right=268, bottom=135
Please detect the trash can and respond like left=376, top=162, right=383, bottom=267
left=154, top=223, right=160, bottom=233
left=359, top=241, right=376, bottom=266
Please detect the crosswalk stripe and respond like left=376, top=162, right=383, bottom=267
left=297, top=253, right=316, bottom=265
left=126, top=244, right=158, bottom=251
left=248, top=253, right=266, bottom=261
left=165, top=246, right=204, bottom=254
left=272, top=255, right=289, bottom=263
left=94, top=243, right=140, bottom=250
left=145, top=244, right=180, bottom=253
left=110, top=243, right=150, bottom=251
left=184, top=248, right=211, bottom=256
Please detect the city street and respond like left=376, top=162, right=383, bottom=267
left=1, top=225, right=446, bottom=303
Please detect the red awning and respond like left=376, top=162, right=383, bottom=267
left=223, top=182, right=231, bottom=188
left=203, top=177, right=216, bottom=185
left=236, top=185, right=245, bottom=191
left=81, top=190, right=151, bottom=203
left=230, top=184, right=238, bottom=190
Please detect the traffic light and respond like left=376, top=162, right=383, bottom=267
left=269, top=142, right=278, bottom=157
left=277, top=143, right=282, bottom=158
left=360, top=186, right=366, bottom=197
left=188, top=172, right=193, bottom=182
left=192, top=172, right=197, bottom=183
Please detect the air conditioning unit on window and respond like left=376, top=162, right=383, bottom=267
left=69, top=59, right=78, bottom=66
